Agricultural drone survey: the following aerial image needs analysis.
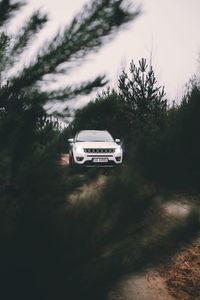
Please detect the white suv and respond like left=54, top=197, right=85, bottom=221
left=68, top=130, right=123, bottom=167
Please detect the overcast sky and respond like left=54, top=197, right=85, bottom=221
left=8, top=0, right=200, bottom=109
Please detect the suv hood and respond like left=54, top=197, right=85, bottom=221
left=76, top=142, right=118, bottom=149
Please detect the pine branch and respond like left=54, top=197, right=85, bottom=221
left=10, top=11, right=48, bottom=58
left=49, top=76, right=107, bottom=101
left=0, top=32, right=10, bottom=72
left=10, top=0, right=140, bottom=91
left=0, top=0, right=24, bottom=27
left=26, top=76, right=107, bottom=106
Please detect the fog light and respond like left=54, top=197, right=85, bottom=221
left=76, top=157, right=84, bottom=161
left=116, top=157, right=121, bottom=162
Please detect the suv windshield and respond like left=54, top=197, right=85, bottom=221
left=76, top=131, right=114, bottom=142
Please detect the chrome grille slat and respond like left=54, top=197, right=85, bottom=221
left=84, top=148, right=115, bottom=153
left=86, top=155, right=113, bottom=157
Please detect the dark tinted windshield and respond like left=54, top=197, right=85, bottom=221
left=76, top=131, right=114, bottom=142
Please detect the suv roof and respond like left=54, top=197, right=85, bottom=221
left=78, top=130, right=108, bottom=133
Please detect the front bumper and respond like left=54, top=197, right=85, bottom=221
left=73, top=152, right=123, bottom=166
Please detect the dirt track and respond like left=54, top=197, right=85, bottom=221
left=68, top=175, right=107, bottom=205
left=108, top=197, right=193, bottom=300
left=60, top=153, right=198, bottom=300
left=109, top=270, right=174, bottom=300
left=60, top=153, right=69, bottom=166
left=161, top=237, right=200, bottom=300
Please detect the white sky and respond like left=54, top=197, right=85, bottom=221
left=8, top=0, right=200, bottom=109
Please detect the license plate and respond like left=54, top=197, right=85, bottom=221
left=93, top=158, right=108, bottom=163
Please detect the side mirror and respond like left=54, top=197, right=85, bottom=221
left=115, top=138, right=120, bottom=144
left=68, top=138, right=74, bottom=143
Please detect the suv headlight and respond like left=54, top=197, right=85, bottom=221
left=115, top=146, right=122, bottom=154
left=75, top=145, right=84, bottom=154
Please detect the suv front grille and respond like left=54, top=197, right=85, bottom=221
left=84, top=148, right=115, bottom=153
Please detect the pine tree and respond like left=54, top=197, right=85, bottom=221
left=118, top=58, right=167, bottom=137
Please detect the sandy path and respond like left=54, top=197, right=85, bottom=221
left=60, top=153, right=195, bottom=300
left=162, top=237, right=200, bottom=299
left=60, top=153, right=69, bottom=166
left=68, top=175, right=107, bottom=205
left=108, top=197, right=193, bottom=300
left=109, top=271, right=175, bottom=300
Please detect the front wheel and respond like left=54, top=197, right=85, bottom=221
left=69, top=152, right=75, bottom=168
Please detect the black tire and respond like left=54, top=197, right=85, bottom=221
left=69, top=152, right=74, bottom=168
